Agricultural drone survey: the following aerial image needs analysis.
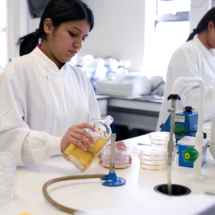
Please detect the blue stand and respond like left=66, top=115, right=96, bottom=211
left=102, top=134, right=126, bottom=187
left=101, top=172, right=126, bottom=187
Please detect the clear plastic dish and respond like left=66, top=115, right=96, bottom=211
left=203, top=123, right=211, bottom=139
left=140, top=146, right=167, bottom=157
left=140, top=145, right=177, bottom=162
left=0, top=194, right=15, bottom=204
left=0, top=152, right=16, bottom=205
left=0, top=171, right=17, bottom=177
left=102, top=155, right=129, bottom=162
left=102, top=162, right=129, bottom=169
left=102, top=145, right=130, bottom=156
left=103, top=159, right=129, bottom=164
left=102, top=152, right=130, bottom=158
left=203, top=123, right=211, bottom=131
left=0, top=166, right=16, bottom=173
left=0, top=189, right=15, bottom=195
left=0, top=184, right=16, bottom=191
left=140, top=163, right=167, bottom=171
left=0, top=178, right=17, bottom=185
left=102, top=158, right=130, bottom=167
left=133, top=145, right=151, bottom=154
left=133, top=145, right=141, bottom=154
left=0, top=152, right=16, bottom=166
left=140, top=152, right=177, bottom=163
left=140, top=159, right=167, bottom=166
left=140, top=153, right=167, bottom=161
left=151, top=142, right=176, bottom=148
left=149, top=132, right=176, bottom=145
left=101, top=145, right=130, bottom=169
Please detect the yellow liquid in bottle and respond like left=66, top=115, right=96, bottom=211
left=63, top=138, right=110, bottom=171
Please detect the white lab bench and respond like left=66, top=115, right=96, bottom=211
left=96, top=95, right=162, bottom=131
left=1, top=135, right=215, bottom=215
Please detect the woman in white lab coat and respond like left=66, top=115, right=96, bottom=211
left=157, top=7, right=215, bottom=130
left=0, top=0, right=130, bottom=166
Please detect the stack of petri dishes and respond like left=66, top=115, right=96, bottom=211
left=101, top=145, right=130, bottom=169
left=0, top=152, right=17, bottom=204
left=149, top=132, right=176, bottom=148
left=149, top=132, right=177, bottom=163
left=140, top=146, right=167, bottom=171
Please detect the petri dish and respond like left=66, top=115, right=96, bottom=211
left=140, top=153, right=167, bottom=161
left=203, top=123, right=211, bottom=140
left=149, top=132, right=176, bottom=145
left=0, top=192, right=15, bottom=204
left=102, top=155, right=129, bottom=162
left=102, top=145, right=130, bottom=156
left=133, top=144, right=151, bottom=154
left=101, top=145, right=130, bottom=169
left=140, top=163, right=167, bottom=171
left=102, top=159, right=130, bottom=169
left=140, top=146, right=167, bottom=157
left=140, top=159, right=167, bottom=166
left=151, top=142, right=176, bottom=148
left=102, top=163, right=129, bottom=169
left=0, top=152, right=16, bottom=166
left=140, top=146, right=167, bottom=171
left=0, top=152, right=17, bottom=204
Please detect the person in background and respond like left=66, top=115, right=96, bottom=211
left=157, top=7, right=215, bottom=130
left=0, top=0, right=131, bottom=166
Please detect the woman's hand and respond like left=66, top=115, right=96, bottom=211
left=99, top=141, right=132, bottom=164
left=61, top=123, right=96, bottom=153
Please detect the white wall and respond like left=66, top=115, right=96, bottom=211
left=7, top=0, right=31, bottom=58
left=29, top=18, right=40, bottom=33
left=79, top=0, right=147, bottom=72
left=7, top=0, right=148, bottom=73
left=189, top=0, right=212, bottom=32
left=7, top=0, right=213, bottom=71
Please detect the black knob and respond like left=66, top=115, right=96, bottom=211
left=184, top=106, right=193, bottom=112
left=203, top=132, right=207, bottom=139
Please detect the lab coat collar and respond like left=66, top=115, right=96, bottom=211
left=32, top=46, right=69, bottom=74
left=194, top=36, right=214, bottom=58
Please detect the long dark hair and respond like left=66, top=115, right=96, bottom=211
left=187, top=7, right=215, bottom=42
left=17, top=0, right=94, bottom=56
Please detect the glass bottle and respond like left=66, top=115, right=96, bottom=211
left=63, top=115, right=114, bottom=171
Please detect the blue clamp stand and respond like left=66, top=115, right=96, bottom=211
left=101, top=173, right=126, bottom=187
left=101, top=133, right=126, bottom=187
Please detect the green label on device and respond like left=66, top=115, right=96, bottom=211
left=174, top=124, right=185, bottom=138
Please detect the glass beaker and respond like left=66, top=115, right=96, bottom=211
left=63, top=115, right=113, bottom=171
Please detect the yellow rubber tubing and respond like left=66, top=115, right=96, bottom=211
left=42, top=174, right=105, bottom=214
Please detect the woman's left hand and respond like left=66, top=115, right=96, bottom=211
left=99, top=141, right=132, bottom=164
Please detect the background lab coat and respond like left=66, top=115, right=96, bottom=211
left=157, top=36, right=215, bottom=130
left=0, top=47, right=100, bottom=166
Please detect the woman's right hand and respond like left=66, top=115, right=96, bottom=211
left=61, top=123, right=97, bottom=153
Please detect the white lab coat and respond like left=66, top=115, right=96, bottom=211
left=0, top=47, right=100, bottom=165
left=157, top=36, right=215, bottom=131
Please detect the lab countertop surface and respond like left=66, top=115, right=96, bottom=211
left=1, top=135, right=215, bottom=215
left=96, top=94, right=163, bottom=103
left=95, top=95, right=111, bottom=100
